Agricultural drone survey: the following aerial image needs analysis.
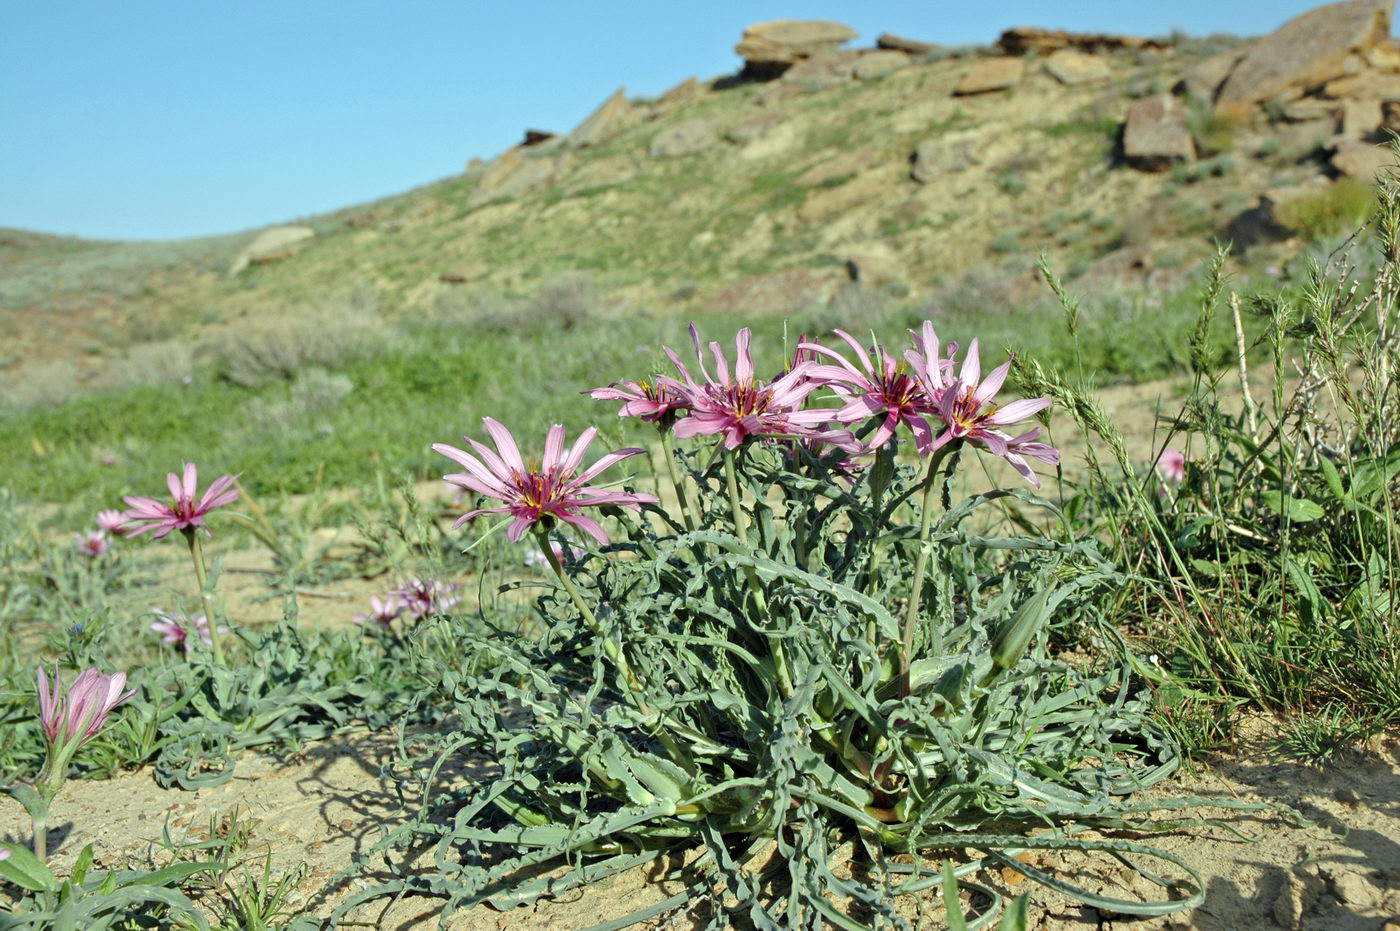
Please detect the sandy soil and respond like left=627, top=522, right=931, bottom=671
left=4, top=721, right=1397, bottom=930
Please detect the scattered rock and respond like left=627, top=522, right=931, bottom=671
left=1044, top=49, right=1113, bottom=85
left=438, top=270, right=471, bottom=284
left=648, top=115, right=723, bottom=158
left=1281, top=97, right=1344, bottom=123
left=953, top=57, right=1024, bottom=95
left=877, top=32, right=936, bottom=55
left=1183, top=47, right=1251, bottom=100
left=797, top=149, right=876, bottom=186
left=228, top=226, right=315, bottom=276
left=1320, top=68, right=1400, bottom=98
left=1124, top=94, right=1196, bottom=170
left=853, top=49, right=910, bottom=81
left=1215, top=0, right=1394, bottom=117
left=998, top=26, right=1167, bottom=56
left=521, top=129, right=555, bottom=147
left=1367, top=41, right=1400, bottom=69
left=910, top=131, right=984, bottom=182
left=1331, top=137, right=1400, bottom=180
left=566, top=87, right=635, bottom=148
left=781, top=50, right=862, bottom=88
left=1326, top=867, right=1380, bottom=908
left=735, top=20, right=858, bottom=79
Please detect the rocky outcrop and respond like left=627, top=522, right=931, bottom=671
left=735, top=20, right=858, bottom=79
left=781, top=50, right=862, bottom=88
left=953, top=57, right=1024, bottom=95
left=876, top=32, right=935, bottom=55
left=1215, top=0, right=1394, bottom=117
left=1123, top=95, right=1196, bottom=170
left=1044, top=50, right=1112, bottom=85
left=566, top=87, right=636, bottom=148
left=228, top=226, right=315, bottom=276
left=468, top=147, right=570, bottom=207
left=998, top=26, right=1167, bottom=56
left=853, top=49, right=910, bottom=81
left=652, top=76, right=703, bottom=117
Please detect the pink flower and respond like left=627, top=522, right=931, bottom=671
left=150, top=609, right=225, bottom=654
left=74, top=530, right=108, bottom=556
left=96, top=510, right=126, bottom=533
left=354, top=594, right=405, bottom=629
left=434, top=418, right=657, bottom=544
left=390, top=579, right=461, bottom=620
left=36, top=664, right=135, bottom=747
left=660, top=325, right=852, bottom=450
left=908, top=326, right=1058, bottom=486
left=1157, top=448, right=1186, bottom=483
left=801, top=328, right=936, bottom=450
left=588, top=379, right=690, bottom=425
left=120, top=463, right=240, bottom=539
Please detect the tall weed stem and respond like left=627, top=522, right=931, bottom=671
left=184, top=529, right=225, bottom=665
left=534, top=525, right=641, bottom=693
left=900, top=445, right=954, bottom=693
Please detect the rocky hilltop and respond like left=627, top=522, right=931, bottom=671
left=3, top=0, right=1399, bottom=392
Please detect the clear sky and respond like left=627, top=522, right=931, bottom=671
left=0, top=1, right=1367, bottom=240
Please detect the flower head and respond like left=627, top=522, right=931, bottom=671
left=354, top=594, right=406, bottom=630
left=801, top=328, right=936, bottom=450
left=588, top=379, right=690, bottom=426
left=1157, top=448, right=1186, bottom=483
left=907, top=325, right=1058, bottom=485
left=36, top=664, right=135, bottom=748
left=120, top=463, right=240, bottom=539
left=96, top=510, right=126, bottom=533
left=660, top=325, right=851, bottom=450
left=434, top=418, right=657, bottom=544
left=149, top=609, right=224, bottom=654
left=390, top=579, right=461, bottom=620
left=74, top=530, right=108, bottom=557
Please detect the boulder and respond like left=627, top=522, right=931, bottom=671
left=833, top=242, right=906, bottom=286
left=724, top=110, right=786, bottom=145
left=1341, top=97, right=1384, bottom=136
left=1182, top=47, right=1251, bottom=100
left=649, top=115, right=723, bottom=158
left=735, top=20, right=858, bottom=79
left=1320, top=69, right=1400, bottom=98
left=1044, top=49, right=1112, bottom=85
left=911, top=131, right=984, bottom=182
left=1331, top=138, right=1400, bottom=180
left=522, top=129, right=555, bottom=147
left=953, top=57, right=1024, bottom=95
left=467, top=148, right=569, bottom=207
left=228, top=226, right=315, bottom=276
left=566, top=87, right=635, bottom=148
left=877, top=32, right=936, bottom=55
left=1366, top=41, right=1400, bottom=69
left=853, top=49, right=911, bottom=81
left=1215, top=0, right=1394, bottom=117
left=1123, top=95, right=1196, bottom=170
left=1280, top=97, right=1344, bottom=122
left=998, top=26, right=1166, bottom=56
left=781, top=50, right=862, bottom=88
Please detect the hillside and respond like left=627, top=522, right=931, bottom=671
left=3, top=1, right=1398, bottom=413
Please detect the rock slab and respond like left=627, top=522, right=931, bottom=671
left=1215, top=0, right=1394, bottom=116
left=953, top=57, right=1024, bottom=95
left=735, top=20, right=857, bottom=78
left=228, top=226, right=315, bottom=276
left=1124, top=95, right=1196, bottom=170
left=1044, top=49, right=1112, bottom=85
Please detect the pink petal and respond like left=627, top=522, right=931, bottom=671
left=734, top=328, right=753, bottom=384
left=987, top=397, right=1051, bottom=424
left=560, top=513, right=610, bottom=544
left=561, top=426, right=598, bottom=476
left=542, top=424, right=566, bottom=474
left=481, top=417, right=526, bottom=474
left=972, top=359, right=1013, bottom=408
left=573, top=447, right=645, bottom=486
left=959, top=339, right=981, bottom=387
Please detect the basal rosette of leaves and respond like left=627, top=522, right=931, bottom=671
left=336, top=324, right=1271, bottom=930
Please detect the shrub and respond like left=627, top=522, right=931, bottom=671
left=1275, top=179, right=1377, bottom=241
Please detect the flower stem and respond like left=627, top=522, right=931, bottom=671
left=184, top=529, right=226, bottom=665
left=32, top=817, right=45, bottom=860
left=899, top=445, right=954, bottom=695
left=660, top=429, right=696, bottom=532
left=723, top=448, right=794, bottom=698
left=534, top=525, right=641, bottom=693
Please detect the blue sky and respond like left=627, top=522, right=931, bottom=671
left=0, top=1, right=1362, bottom=240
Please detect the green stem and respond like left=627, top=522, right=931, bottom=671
left=32, top=817, right=45, bottom=860
left=899, top=445, right=954, bottom=694
left=184, top=529, right=226, bottom=665
left=723, top=448, right=794, bottom=698
left=534, top=525, right=641, bottom=693
left=661, top=429, right=697, bottom=532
